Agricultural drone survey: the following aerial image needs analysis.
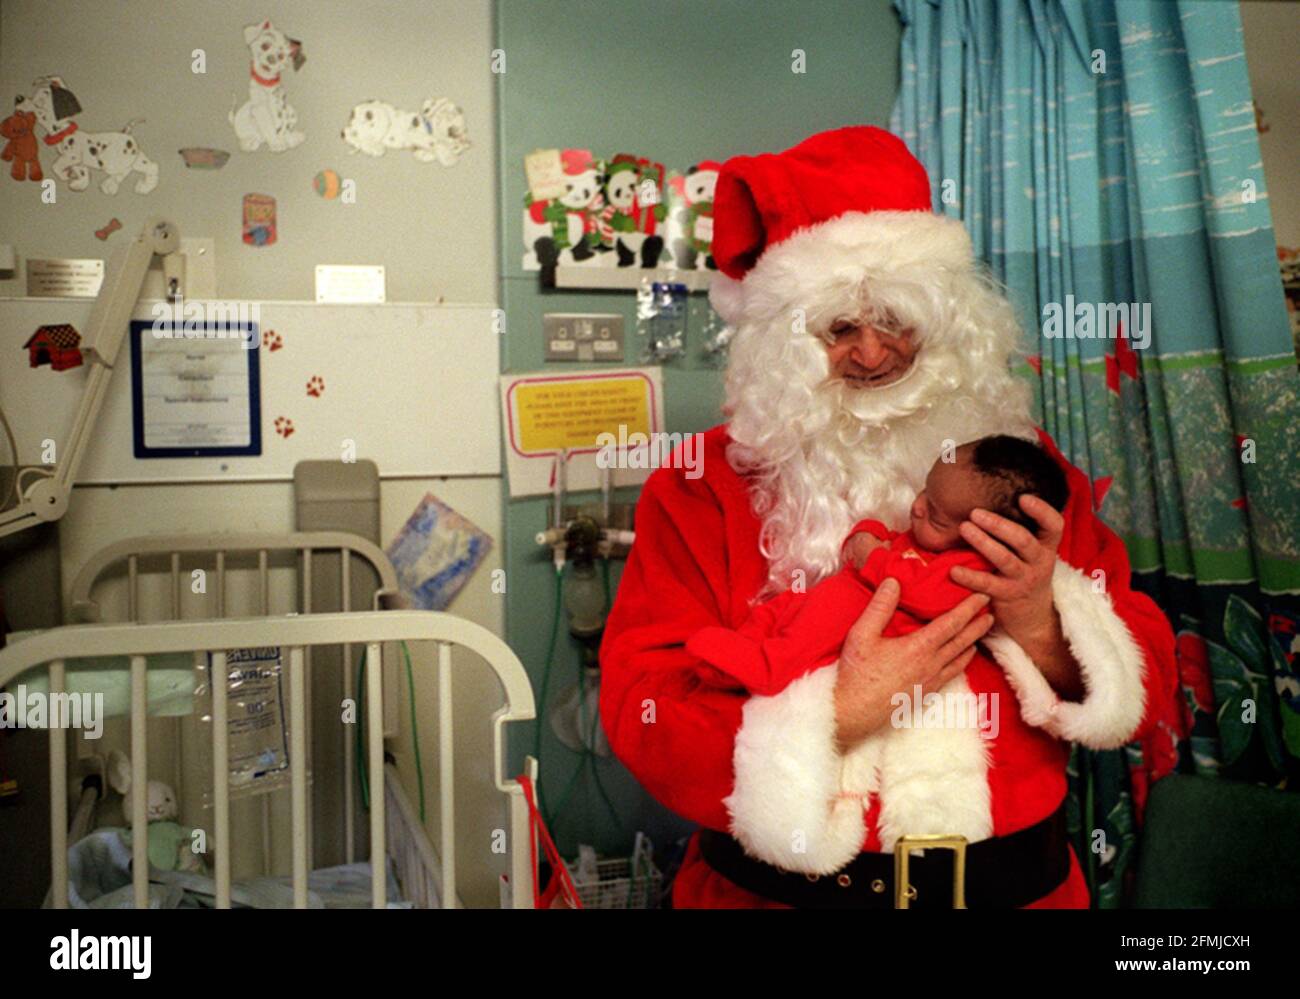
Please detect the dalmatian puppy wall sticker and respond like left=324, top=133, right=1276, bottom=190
left=341, top=97, right=470, bottom=165
left=16, top=77, right=158, bottom=194
left=229, top=20, right=306, bottom=153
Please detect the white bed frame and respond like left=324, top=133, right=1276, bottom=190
left=0, top=532, right=537, bottom=909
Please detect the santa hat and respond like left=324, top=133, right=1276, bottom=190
left=707, top=126, right=975, bottom=327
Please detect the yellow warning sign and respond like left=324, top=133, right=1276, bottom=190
left=512, top=376, right=652, bottom=453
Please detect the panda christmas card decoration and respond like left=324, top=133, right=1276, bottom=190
left=521, top=148, right=719, bottom=276
left=669, top=161, right=721, bottom=271
left=522, top=148, right=606, bottom=270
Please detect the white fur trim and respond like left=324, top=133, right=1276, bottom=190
left=982, top=559, right=1147, bottom=749
left=708, top=271, right=746, bottom=326
left=875, top=673, right=994, bottom=849
left=725, top=665, right=866, bottom=874
left=717, top=210, right=973, bottom=329
left=727, top=665, right=999, bottom=872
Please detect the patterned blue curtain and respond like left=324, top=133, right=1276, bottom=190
left=891, top=0, right=1300, bottom=907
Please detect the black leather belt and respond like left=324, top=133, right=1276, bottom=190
left=699, top=799, right=1072, bottom=909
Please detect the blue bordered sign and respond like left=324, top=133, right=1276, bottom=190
left=129, top=320, right=262, bottom=458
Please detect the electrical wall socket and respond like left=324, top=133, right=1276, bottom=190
left=544, top=312, right=624, bottom=362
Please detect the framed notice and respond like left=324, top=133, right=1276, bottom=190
left=129, top=320, right=261, bottom=458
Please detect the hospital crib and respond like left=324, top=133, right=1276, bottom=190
left=0, top=532, right=537, bottom=908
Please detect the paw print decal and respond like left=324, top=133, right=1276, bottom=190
left=274, top=416, right=295, bottom=438
left=306, top=375, right=324, bottom=397
left=262, top=329, right=283, bottom=351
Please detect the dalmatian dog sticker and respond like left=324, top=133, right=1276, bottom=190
left=17, top=77, right=158, bottom=194
left=229, top=19, right=305, bottom=153
left=341, top=97, right=469, bottom=164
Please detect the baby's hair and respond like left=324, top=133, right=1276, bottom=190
left=965, top=435, right=1069, bottom=533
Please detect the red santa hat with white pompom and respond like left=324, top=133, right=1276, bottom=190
left=707, top=125, right=977, bottom=329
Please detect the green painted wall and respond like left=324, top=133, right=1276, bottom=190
left=495, top=0, right=902, bottom=858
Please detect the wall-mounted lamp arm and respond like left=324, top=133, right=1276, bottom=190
left=0, top=218, right=181, bottom=539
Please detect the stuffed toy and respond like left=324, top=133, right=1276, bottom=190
left=107, top=749, right=205, bottom=874
left=1, top=108, right=42, bottom=182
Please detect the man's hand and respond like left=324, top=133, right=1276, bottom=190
left=948, top=494, right=1085, bottom=701
left=842, top=532, right=888, bottom=570
left=833, top=577, right=993, bottom=751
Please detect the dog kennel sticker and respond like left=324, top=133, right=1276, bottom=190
left=341, top=97, right=469, bottom=164
left=230, top=20, right=306, bottom=153
left=209, top=647, right=290, bottom=791
left=17, top=76, right=158, bottom=195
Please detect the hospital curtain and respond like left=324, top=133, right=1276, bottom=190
left=891, top=0, right=1300, bottom=907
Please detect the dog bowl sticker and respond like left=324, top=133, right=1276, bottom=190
left=179, top=147, right=230, bottom=169
left=243, top=193, right=276, bottom=246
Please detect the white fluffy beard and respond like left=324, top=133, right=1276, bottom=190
left=723, top=275, right=1037, bottom=602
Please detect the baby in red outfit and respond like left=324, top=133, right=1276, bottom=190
left=686, top=435, right=1070, bottom=696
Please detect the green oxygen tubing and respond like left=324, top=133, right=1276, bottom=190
left=354, top=640, right=426, bottom=824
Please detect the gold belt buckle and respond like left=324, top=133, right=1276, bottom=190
left=892, top=834, right=968, bottom=909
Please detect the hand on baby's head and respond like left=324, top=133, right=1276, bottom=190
left=910, top=435, right=1070, bottom=553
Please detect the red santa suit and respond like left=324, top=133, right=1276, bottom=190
left=597, top=126, right=1180, bottom=909
left=686, top=520, right=995, bottom=696
left=601, top=424, right=1177, bottom=908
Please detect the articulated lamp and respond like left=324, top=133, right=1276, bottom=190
left=0, top=218, right=184, bottom=539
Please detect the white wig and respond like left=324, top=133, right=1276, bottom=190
left=711, top=210, right=1036, bottom=601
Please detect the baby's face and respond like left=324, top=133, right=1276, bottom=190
left=909, top=449, right=988, bottom=551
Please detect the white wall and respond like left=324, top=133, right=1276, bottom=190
left=1241, top=0, right=1300, bottom=247
left=1, top=0, right=509, bottom=908
left=0, top=0, right=497, bottom=301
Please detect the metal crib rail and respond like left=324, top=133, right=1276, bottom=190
left=0, top=610, right=537, bottom=910
left=65, top=531, right=404, bottom=875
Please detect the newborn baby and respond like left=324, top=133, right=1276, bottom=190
left=686, top=434, right=1069, bottom=696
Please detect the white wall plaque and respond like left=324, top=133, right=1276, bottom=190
left=314, top=264, right=386, bottom=304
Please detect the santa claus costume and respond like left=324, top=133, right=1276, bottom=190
left=598, top=126, right=1179, bottom=909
